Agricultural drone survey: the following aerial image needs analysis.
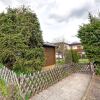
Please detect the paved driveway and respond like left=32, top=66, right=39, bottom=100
left=30, top=73, right=92, bottom=100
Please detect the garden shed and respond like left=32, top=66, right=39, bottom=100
left=43, top=42, right=56, bottom=66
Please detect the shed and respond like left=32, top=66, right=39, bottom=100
left=43, top=42, right=56, bottom=66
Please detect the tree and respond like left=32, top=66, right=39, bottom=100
left=53, top=38, right=68, bottom=59
left=64, top=50, right=72, bottom=64
left=78, top=13, right=100, bottom=65
left=71, top=50, right=80, bottom=63
left=0, top=7, right=44, bottom=73
left=65, top=49, right=80, bottom=64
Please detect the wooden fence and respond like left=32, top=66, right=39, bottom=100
left=0, top=64, right=90, bottom=99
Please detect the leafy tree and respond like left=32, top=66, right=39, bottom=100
left=78, top=13, right=100, bottom=65
left=0, top=7, right=44, bottom=73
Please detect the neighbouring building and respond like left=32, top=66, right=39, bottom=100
left=43, top=42, right=56, bottom=66
left=54, top=42, right=85, bottom=59
left=43, top=42, right=85, bottom=66
left=69, top=42, right=85, bottom=57
left=54, top=42, right=70, bottom=59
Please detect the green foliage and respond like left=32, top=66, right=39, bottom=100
left=7, top=84, right=22, bottom=100
left=0, top=7, right=44, bottom=73
left=65, top=49, right=80, bottom=64
left=0, top=79, right=22, bottom=99
left=65, top=50, right=72, bottom=64
left=71, top=50, right=80, bottom=63
left=95, top=66, right=100, bottom=75
left=0, top=63, right=3, bottom=68
left=56, top=59, right=65, bottom=65
left=0, top=79, right=8, bottom=96
left=78, top=13, right=100, bottom=64
left=25, top=93, right=32, bottom=100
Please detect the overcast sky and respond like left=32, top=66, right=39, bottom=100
left=0, top=0, right=100, bottom=43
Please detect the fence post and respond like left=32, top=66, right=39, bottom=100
left=90, top=63, right=95, bottom=74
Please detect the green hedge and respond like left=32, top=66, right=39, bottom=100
left=95, top=66, right=100, bottom=75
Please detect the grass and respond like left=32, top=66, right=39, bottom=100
left=56, top=59, right=65, bottom=65
left=79, top=59, right=89, bottom=64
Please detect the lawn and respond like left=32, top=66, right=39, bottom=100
left=79, top=59, right=89, bottom=64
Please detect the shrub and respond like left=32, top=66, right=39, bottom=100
left=95, top=66, right=100, bottom=75
left=65, top=50, right=72, bottom=64
left=56, top=59, right=65, bottom=65
left=0, top=63, right=3, bottom=68
left=78, top=13, right=100, bottom=65
left=0, top=79, right=8, bottom=97
left=71, top=50, right=80, bottom=63
left=7, top=84, right=22, bottom=100
left=65, top=50, right=80, bottom=64
left=0, top=7, right=45, bottom=73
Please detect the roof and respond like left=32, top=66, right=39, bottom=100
left=43, top=42, right=57, bottom=47
left=69, top=42, right=81, bottom=46
left=43, top=42, right=82, bottom=47
left=54, top=42, right=69, bottom=45
left=53, top=42, right=81, bottom=46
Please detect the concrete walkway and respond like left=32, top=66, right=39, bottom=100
left=30, top=73, right=92, bottom=100
left=85, top=75, right=100, bottom=100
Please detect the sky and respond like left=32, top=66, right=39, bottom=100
left=0, top=0, right=100, bottom=43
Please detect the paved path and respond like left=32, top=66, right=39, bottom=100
left=30, top=73, right=92, bottom=100
left=85, top=75, right=100, bottom=100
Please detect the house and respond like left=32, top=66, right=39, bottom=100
left=54, top=42, right=70, bottom=59
left=43, top=42, right=56, bottom=66
left=69, top=42, right=85, bottom=57
left=54, top=42, right=85, bottom=59
left=43, top=42, right=85, bottom=66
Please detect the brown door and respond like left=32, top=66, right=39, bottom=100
left=44, top=46, right=55, bottom=66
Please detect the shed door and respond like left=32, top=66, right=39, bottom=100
left=44, top=47, right=55, bottom=66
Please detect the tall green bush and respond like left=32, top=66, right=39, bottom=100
left=71, top=50, right=80, bottom=63
left=65, top=50, right=72, bottom=64
left=65, top=49, right=80, bottom=64
left=78, top=13, right=100, bottom=75
left=0, top=7, right=44, bottom=73
left=78, top=13, right=100, bottom=65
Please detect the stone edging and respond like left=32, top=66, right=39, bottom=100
left=82, top=73, right=95, bottom=100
